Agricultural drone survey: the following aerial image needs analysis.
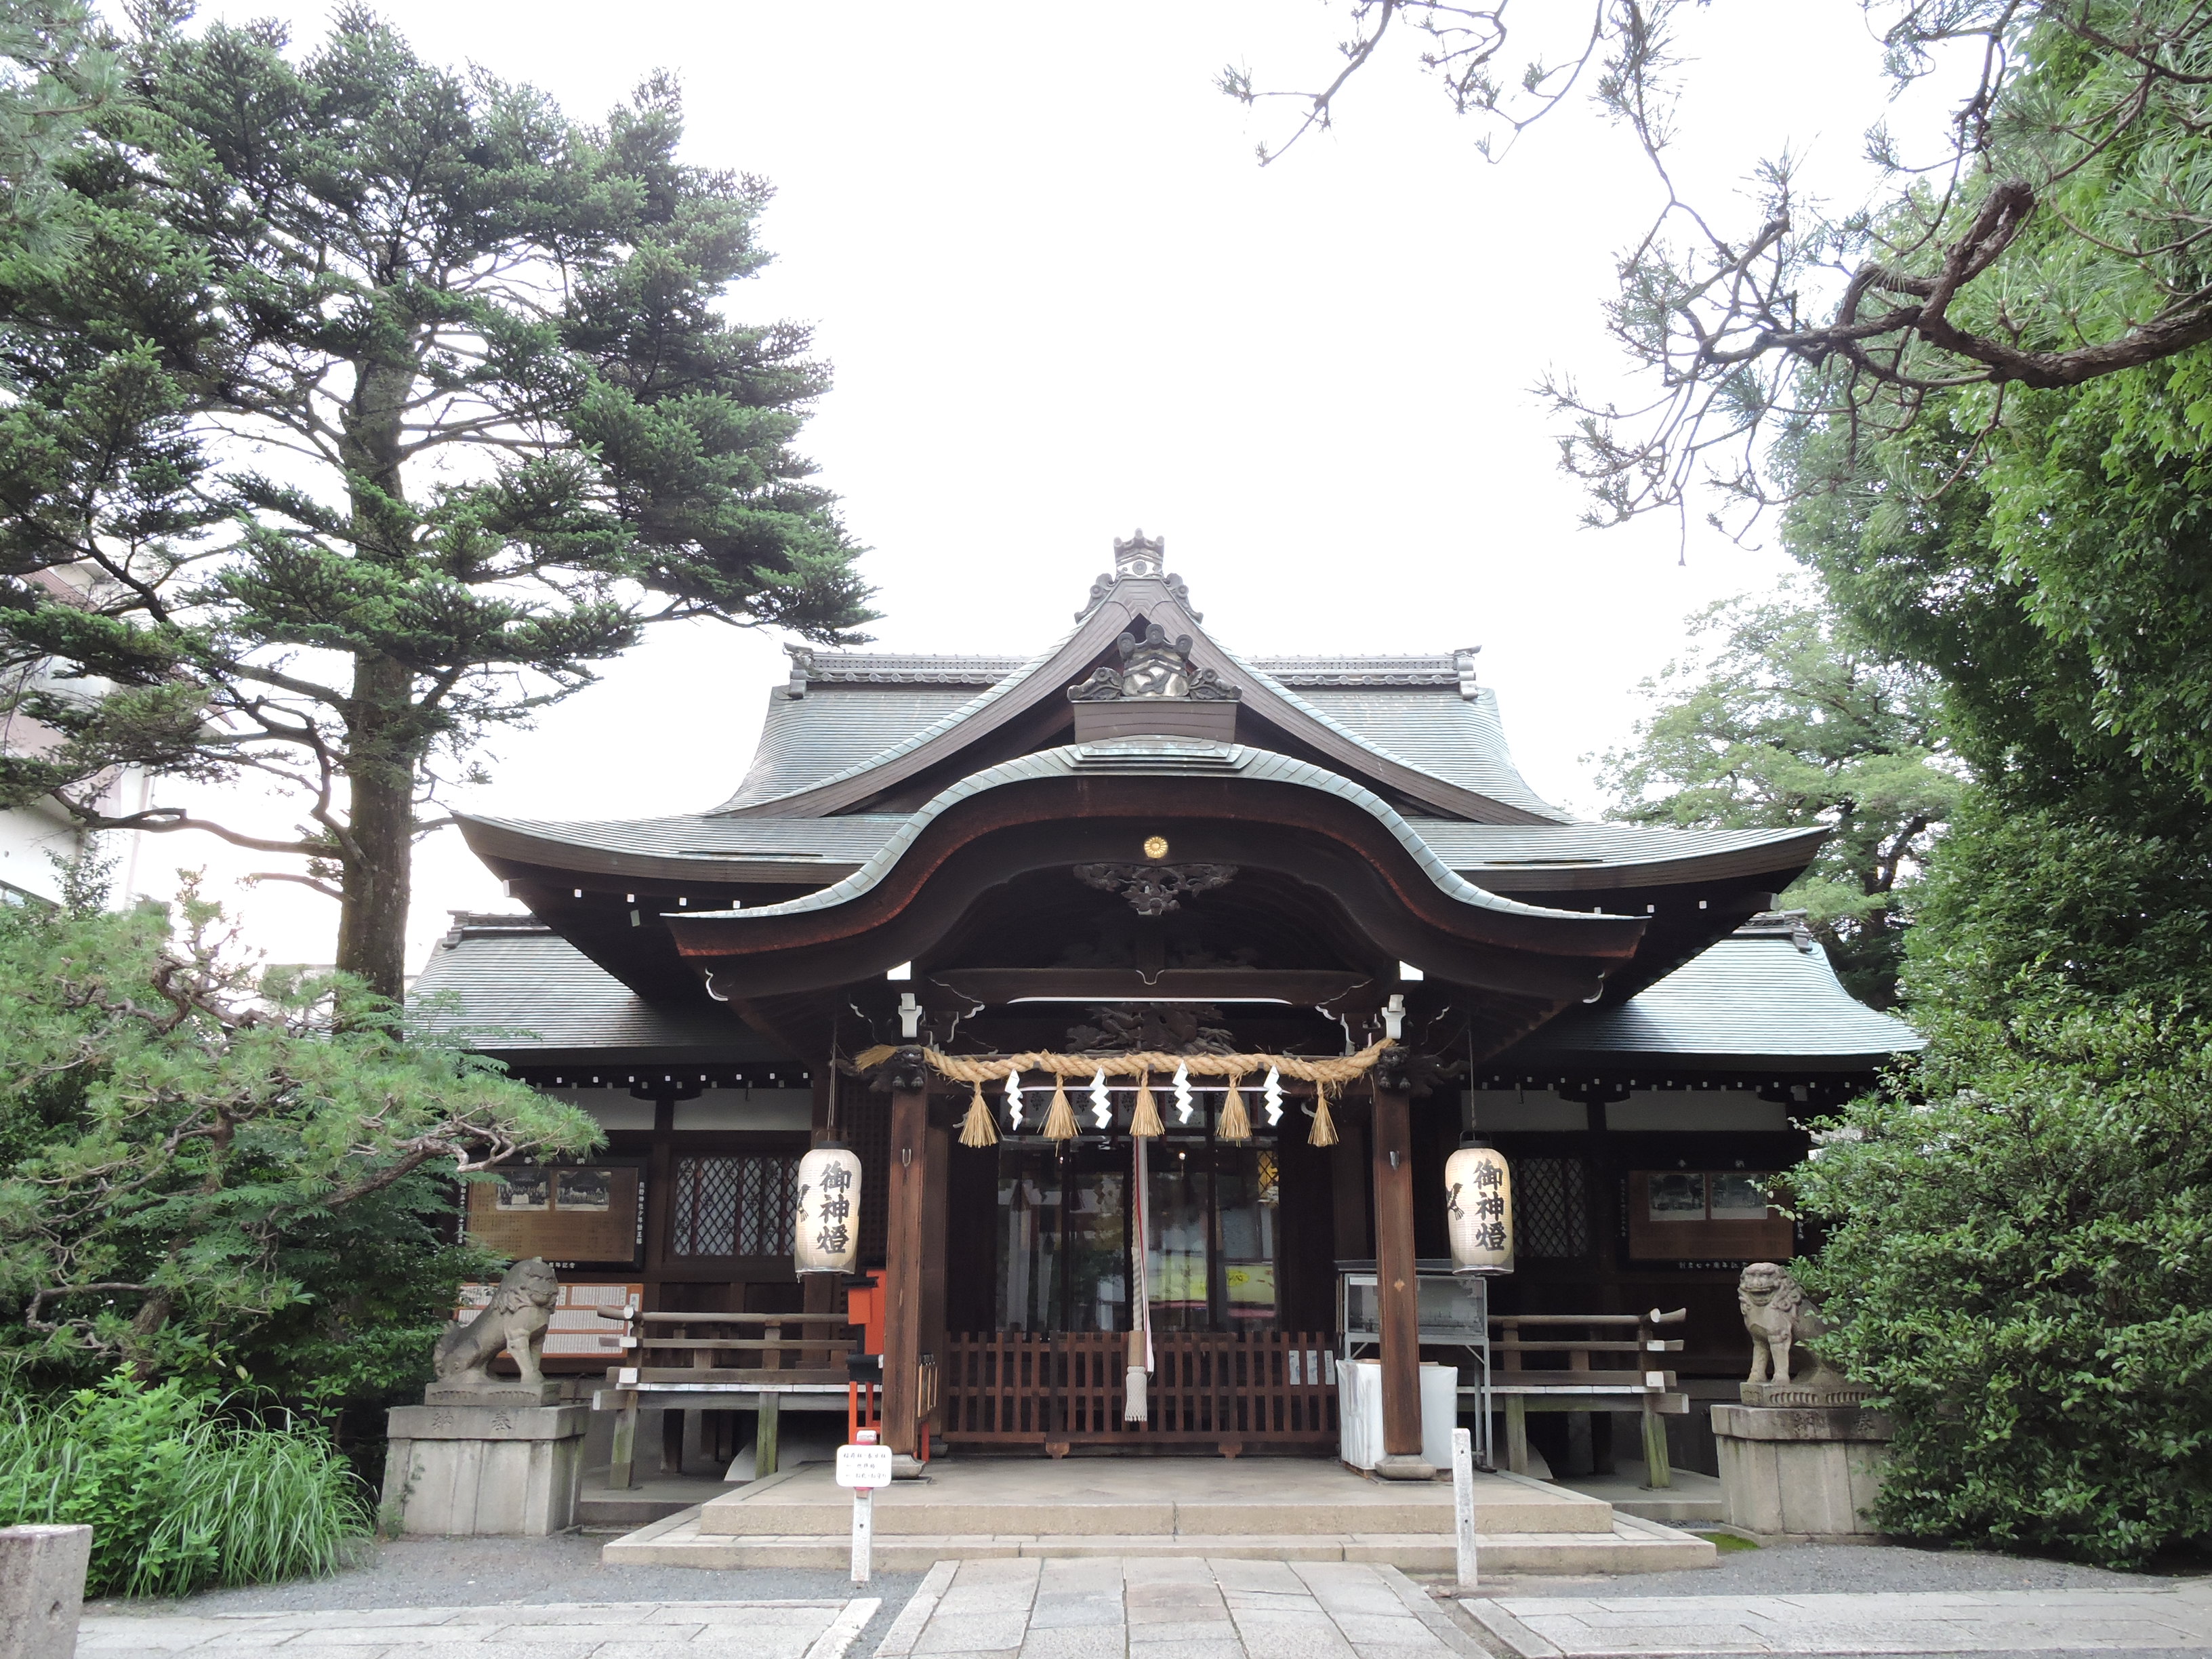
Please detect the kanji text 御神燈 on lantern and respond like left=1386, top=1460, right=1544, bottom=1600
left=1446, top=1135, right=1513, bottom=1276
left=794, top=1143, right=863, bottom=1275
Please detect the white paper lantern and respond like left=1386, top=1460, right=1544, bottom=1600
left=794, top=1143, right=863, bottom=1275
left=1446, top=1138, right=1514, bottom=1276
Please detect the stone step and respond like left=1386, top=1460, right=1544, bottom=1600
left=604, top=1510, right=1717, bottom=1575
left=697, top=1467, right=1612, bottom=1538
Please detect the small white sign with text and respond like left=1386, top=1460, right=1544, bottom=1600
left=836, top=1443, right=894, bottom=1490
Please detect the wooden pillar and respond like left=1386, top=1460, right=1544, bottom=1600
left=1371, top=1075, right=1422, bottom=1460
left=919, top=1123, right=951, bottom=1445
left=880, top=1052, right=930, bottom=1456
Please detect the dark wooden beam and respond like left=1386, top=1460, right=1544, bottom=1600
left=928, top=968, right=1378, bottom=1006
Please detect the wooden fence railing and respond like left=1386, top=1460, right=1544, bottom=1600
left=941, top=1330, right=1338, bottom=1456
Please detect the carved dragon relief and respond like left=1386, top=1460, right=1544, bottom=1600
left=1073, top=861, right=1237, bottom=917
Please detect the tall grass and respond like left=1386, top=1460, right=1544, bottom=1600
left=0, top=1375, right=369, bottom=1596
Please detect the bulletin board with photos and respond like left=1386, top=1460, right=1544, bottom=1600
left=464, top=1161, right=645, bottom=1267
left=1626, top=1169, right=1793, bottom=1261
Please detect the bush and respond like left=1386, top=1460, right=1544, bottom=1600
left=0, top=1374, right=369, bottom=1595
left=1792, top=1006, right=2212, bottom=1567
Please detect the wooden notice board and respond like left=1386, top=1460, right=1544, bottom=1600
left=465, top=1164, right=642, bottom=1267
left=1627, top=1170, right=1794, bottom=1261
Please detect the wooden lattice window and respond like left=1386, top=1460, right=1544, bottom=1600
left=1514, top=1156, right=1591, bottom=1259
left=670, top=1154, right=799, bottom=1256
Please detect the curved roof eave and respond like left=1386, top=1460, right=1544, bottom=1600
left=680, top=740, right=1622, bottom=930
left=709, top=573, right=1567, bottom=825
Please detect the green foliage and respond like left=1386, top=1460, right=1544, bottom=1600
left=0, top=1, right=120, bottom=268
left=0, top=873, right=598, bottom=1397
left=1596, top=582, right=1961, bottom=1004
left=1781, top=333, right=2212, bottom=1565
left=0, top=7, right=874, bottom=994
left=1792, top=1004, right=2212, bottom=1566
left=0, top=1374, right=367, bottom=1595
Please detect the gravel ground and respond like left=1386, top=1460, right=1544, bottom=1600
left=83, top=1534, right=924, bottom=1657
left=1438, top=1538, right=2196, bottom=1599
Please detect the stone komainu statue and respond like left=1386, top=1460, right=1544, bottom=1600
left=1738, top=1261, right=1828, bottom=1386
left=434, top=1256, right=559, bottom=1387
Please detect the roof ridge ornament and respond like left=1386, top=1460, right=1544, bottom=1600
left=783, top=642, right=815, bottom=700
left=1454, top=646, right=1481, bottom=700
left=1115, top=529, right=1166, bottom=577
left=1078, top=529, right=1203, bottom=619
left=1067, top=622, right=1242, bottom=703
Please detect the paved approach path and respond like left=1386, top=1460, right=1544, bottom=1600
left=875, top=1557, right=1477, bottom=1659
left=74, top=1599, right=881, bottom=1659
left=1460, top=1583, right=2212, bottom=1656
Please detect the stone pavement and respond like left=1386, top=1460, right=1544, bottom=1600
left=873, top=1557, right=1477, bottom=1659
left=1460, top=1584, right=2212, bottom=1656
left=73, top=1598, right=881, bottom=1659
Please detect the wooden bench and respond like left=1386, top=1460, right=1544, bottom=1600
left=592, top=1308, right=858, bottom=1488
left=1490, top=1309, right=1688, bottom=1488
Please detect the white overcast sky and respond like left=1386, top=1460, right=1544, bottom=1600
left=122, top=1, right=1961, bottom=973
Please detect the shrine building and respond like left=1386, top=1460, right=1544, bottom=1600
left=415, top=534, right=1917, bottom=1480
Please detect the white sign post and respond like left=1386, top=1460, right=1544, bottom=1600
left=836, top=1433, right=893, bottom=1586
left=1451, top=1426, right=1478, bottom=1592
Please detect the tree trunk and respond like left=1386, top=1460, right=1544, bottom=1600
left=334, top=346, right=422, bottom=1006
left=335, top=652, right=415, bottom=1004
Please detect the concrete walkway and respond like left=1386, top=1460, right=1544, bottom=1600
left=874, top=1557, right=1477, bottom=1659
left=1461, top=1584, right=2212, bottom=1656
left=73, top=1598, right=881, bottom=1659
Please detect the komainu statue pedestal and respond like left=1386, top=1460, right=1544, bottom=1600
left=1713, top=1395, right=1892, bottom=1541
left=1714, top=1262, right=1890, bottom=1540
left=380, top=1260, right=586, bottom=1536
left=382, top=1387, right=588, bottom=1537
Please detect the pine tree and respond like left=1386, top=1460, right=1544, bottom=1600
left=0, top=7, right=874, bottom=997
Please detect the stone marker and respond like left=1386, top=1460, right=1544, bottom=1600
left=0, top=1523, right=91, bottom=1659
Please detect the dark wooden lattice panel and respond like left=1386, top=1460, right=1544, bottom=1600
left=670, top=1154, right=799, bottom=1257
left=840, top=1080, right=890, bottom=1267
left=1515, top=1155, right=1591, bottom=1259
left=734, top=1155, right=799, bottom=1254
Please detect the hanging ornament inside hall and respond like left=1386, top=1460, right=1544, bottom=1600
left=794, top=1143, right=863, bottom=1275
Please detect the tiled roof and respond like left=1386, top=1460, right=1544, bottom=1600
left=714, top=634, right=1564, bottom=821
left=1291, top=687, right=1558, bottom=817
left=409, top=916, right=777, bottom=1059
left=723, top=686, right=992, bottom=809
left=1506, top=921, right=1921, bottom=1065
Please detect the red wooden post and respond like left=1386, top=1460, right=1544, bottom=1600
left=1371, top=1073, right=1425, bottom=1462
left=881, top=1052, right=930, bottom=1457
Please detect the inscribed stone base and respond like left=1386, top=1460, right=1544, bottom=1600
left=1712, top=1401, right=1891, bottom=1540
left=382, top=1401, right=589, bottom=1536
left=0, top=1524, right=90, bottom=1659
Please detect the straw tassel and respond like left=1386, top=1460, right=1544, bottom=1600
left=1123, top=1327, right=1149, bottom=1421
left=1130, top=1070, right=1164, bottom=1138
left=960, top=1077, right=999, bottom=1147
left=1041, top=1074, right=1078, bottom=1141
left=1218, top=1073, right=1252, bottom=1143
left=1308, top=1081, right=1340, bottom=1148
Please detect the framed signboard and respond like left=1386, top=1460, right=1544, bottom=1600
left=1626, top=1170, right=1793, bottom=1261
left=466, top=1162, right=644, bottom=1267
